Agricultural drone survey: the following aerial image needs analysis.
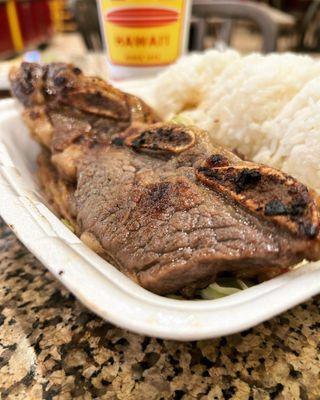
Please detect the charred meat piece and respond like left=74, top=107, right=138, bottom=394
left=196, top=156, right=320, bottom=239
left=122, top=123, right=196, bottom=156
left=10, top=62, right=159, bottom=180
left=10, top=62, right=320, bottom=295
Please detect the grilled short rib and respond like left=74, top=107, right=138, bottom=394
left=10, top=62, right=320, bottom=295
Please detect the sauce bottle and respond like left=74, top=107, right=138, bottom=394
left=97, top=0, right=191, bottom=79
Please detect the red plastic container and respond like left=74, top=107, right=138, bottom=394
left=0, top=1, right=15, bottom=57
left=16, top=0, right=37, bottom=47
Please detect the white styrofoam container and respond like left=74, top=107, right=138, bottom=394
left=1, top=98, right=320, bottom=340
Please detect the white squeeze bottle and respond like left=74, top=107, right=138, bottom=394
left=97, top=0, right=191, bottom=80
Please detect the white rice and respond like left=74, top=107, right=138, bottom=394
left=144, top=49, right=320, bottom=192
left=148, top=49, right=240, bottom=119
left=254, top=76, right=320, bottom=191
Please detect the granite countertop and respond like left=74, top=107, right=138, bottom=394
left=0, top=219, right=320, bottom=399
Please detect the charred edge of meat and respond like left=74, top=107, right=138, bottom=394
left=46, top=64, right=131, bottom=120
left=9, top=62, right=46, bottom=107
left=196, top=156, right=320, bottom=239
left=111, top=136, right=124, bottom=146
left=65, top=89, right=130, bottom=120
left=206, top=154, right=230, bottom=168
left=9, top=62, right=80, bottom=106
left=45, top=63, right=86, bottom=100
left=234, top=169, right=262, bottom=194
left=10, top=62, right=159, bottom=124
left=122, top=124, right=196, bottom=155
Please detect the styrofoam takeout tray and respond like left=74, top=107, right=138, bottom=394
left=1, top=98, right=320, bottom=340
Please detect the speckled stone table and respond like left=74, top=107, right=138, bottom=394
left=0, top=218, right=320, bottom=400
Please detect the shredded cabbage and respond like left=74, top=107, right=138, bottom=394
left=170, top=114, right=194, bottom=126
left=200, top=279, right=249, bottom=300
left=166, top=278, right=253, bottom=300
left=61, top=219, right=75, bottom=233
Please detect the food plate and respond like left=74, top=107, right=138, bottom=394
left=1, top=97, right=320, bottom=340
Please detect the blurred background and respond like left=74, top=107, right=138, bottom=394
left=1, top=0, right=320, bottom=87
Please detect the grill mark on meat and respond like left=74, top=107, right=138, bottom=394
left=206, top=154, right=230, bottom=168
left=234, top=169, right=262, bottom=193
left=81, top=91, right=130, bottom=120
left=303, top=222, right=318, bottom=238
left=112, top=136, right=124, bottom=146
left=123, top=123, right=196, bottom=156
left=136, top=179, right=201, bottom=218
left=265, top=199, right=289, bottom=216
left=53, top=75, right=67, bottom=87
left=139, top=182, right=171, bottom=215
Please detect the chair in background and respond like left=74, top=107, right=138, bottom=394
left=189, top=16, right=207, bottom=51
left=192, top=0, right=296, bottom=52
left=296, top=0, right=320, bottom=52
left=70, top=0, right=102, bottom=50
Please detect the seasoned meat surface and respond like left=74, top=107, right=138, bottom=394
left=10, top=62, right=320, bottom=295
left=12, top=62, right=159, bottom=181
